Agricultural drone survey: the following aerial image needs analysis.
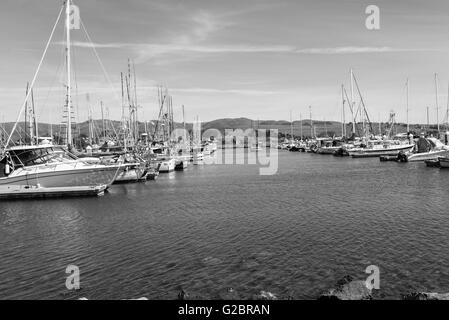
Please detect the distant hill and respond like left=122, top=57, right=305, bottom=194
left=0, top=118, right=435, bottom=144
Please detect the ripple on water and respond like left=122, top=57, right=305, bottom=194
left=1, top=151, right=449, bottom=299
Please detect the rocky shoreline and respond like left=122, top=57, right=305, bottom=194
left=175, top=276, right=449, bottom=300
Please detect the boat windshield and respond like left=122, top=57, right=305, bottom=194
left=8, top=147, right=77, bottom=168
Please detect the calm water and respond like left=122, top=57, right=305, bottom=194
left=1, top=149, right=449, bottom=300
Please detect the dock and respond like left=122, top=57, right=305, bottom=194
left=0, top=185, right=108, bottom=200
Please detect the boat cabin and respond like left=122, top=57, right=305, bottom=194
left=0, top=145, right=77, bottom=176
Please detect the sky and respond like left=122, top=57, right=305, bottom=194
left=1, top=0, right=449, bottom=125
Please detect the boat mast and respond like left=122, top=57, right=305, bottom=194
left=309, top=106, right=313, bottom=138
left=31, top=88, right=38, bottom=144
left=65, top=0, right=72, bottom=147
left=290, top=110, right=293, bottom=142
left=182, top=105, right=186, bottom=142
left=25, top=83, right=29, bottom=145
left=350, top=69, right=356, bottom=135
left=406, top=78, right=409, bottom=132
left=378, top=113, right=381, bottom=135
left=341, top=84, right=345, bottom=137
left=435, top=73, right=440, bottom=134
left=300, top=112, right=303, bottom=140
left=132, top=60, right=138, bottom=141
left=447, top=83, right=449, bottom=131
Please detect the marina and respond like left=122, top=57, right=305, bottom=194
left=1, top=0, right=449, bottom=306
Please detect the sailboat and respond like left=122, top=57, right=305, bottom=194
left=0, top=1, right=125, bottom=189
left=340, top=70, right=414, bottom=158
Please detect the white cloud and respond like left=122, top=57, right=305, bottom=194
left=171, top=87, right=287, bottom=95
left=66, top=41, right=428, bottom=58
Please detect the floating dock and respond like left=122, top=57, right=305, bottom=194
left=0, top=185, right=108, bottom=200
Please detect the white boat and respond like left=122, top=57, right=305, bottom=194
left=406, top=137, right=449, bottom=162
left=407, top=149, right=449, bottom=162
left=114, top=163, right=148, bottom=183
left=158, top=158, right=176, bottom=172
left=0, top=1, right=127, bottom=190
left=348, top=141, right=414, bottom=158
left=0, top=145, right=122, bottom=187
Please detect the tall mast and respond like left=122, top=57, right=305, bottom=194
left=31, top=88, right=38, bottom=144
left=25, top=83, right=29, bottom=145
left=350, top=69, right=356, bottom=135
left=309, top=106, right=313, bottom=138
left=133, top=60, right=138, bottom=141
left=427, top=106, right=430, bottom=130
left=378, top=113, right=381, bottom=135
left=406, top=78, right=409, bottom=132
left=182, top=105, right=186, bottom=141
left=290, top=110, right=293, bottom=142
left=300, top=112, right=303, bottom=140
left=341, top=84, right=346, bottom=137
left=435, top=73, right=440, bottom=133
left=324, top=117, right=327, bottom=136
left=65, top=0, right=72, bottom=147
left=447, top=83, right=449, bottom=131
left=101, top=101, right=105, bottom=140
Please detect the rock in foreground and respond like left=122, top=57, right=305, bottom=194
left=319, top=275, right=372, bottom=300
left=402, top=292, right=449, bottom=300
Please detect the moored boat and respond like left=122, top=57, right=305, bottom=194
left=348, top=141, right=414, bottom=158
left=0, top=145, right=122, bottom=188
left=406, top=137, right=449, bottom=162
left=159, top=158, right=176, bottom=172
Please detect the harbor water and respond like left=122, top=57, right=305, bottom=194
left=1, top=149, right=449, bottom=299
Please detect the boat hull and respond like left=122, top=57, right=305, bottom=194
left=349, top=145, right=414, bottom=158
left=317, top=147, right=341, bottom=154
left=159, top=159, right=176, bottom=172
left=439, top=158, right=449, bottom=168
left=0, top=164, right=121, bottom=187
left=0, top=184, right=107, bottom=200
left=407, top=150, right=449, bottom=162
